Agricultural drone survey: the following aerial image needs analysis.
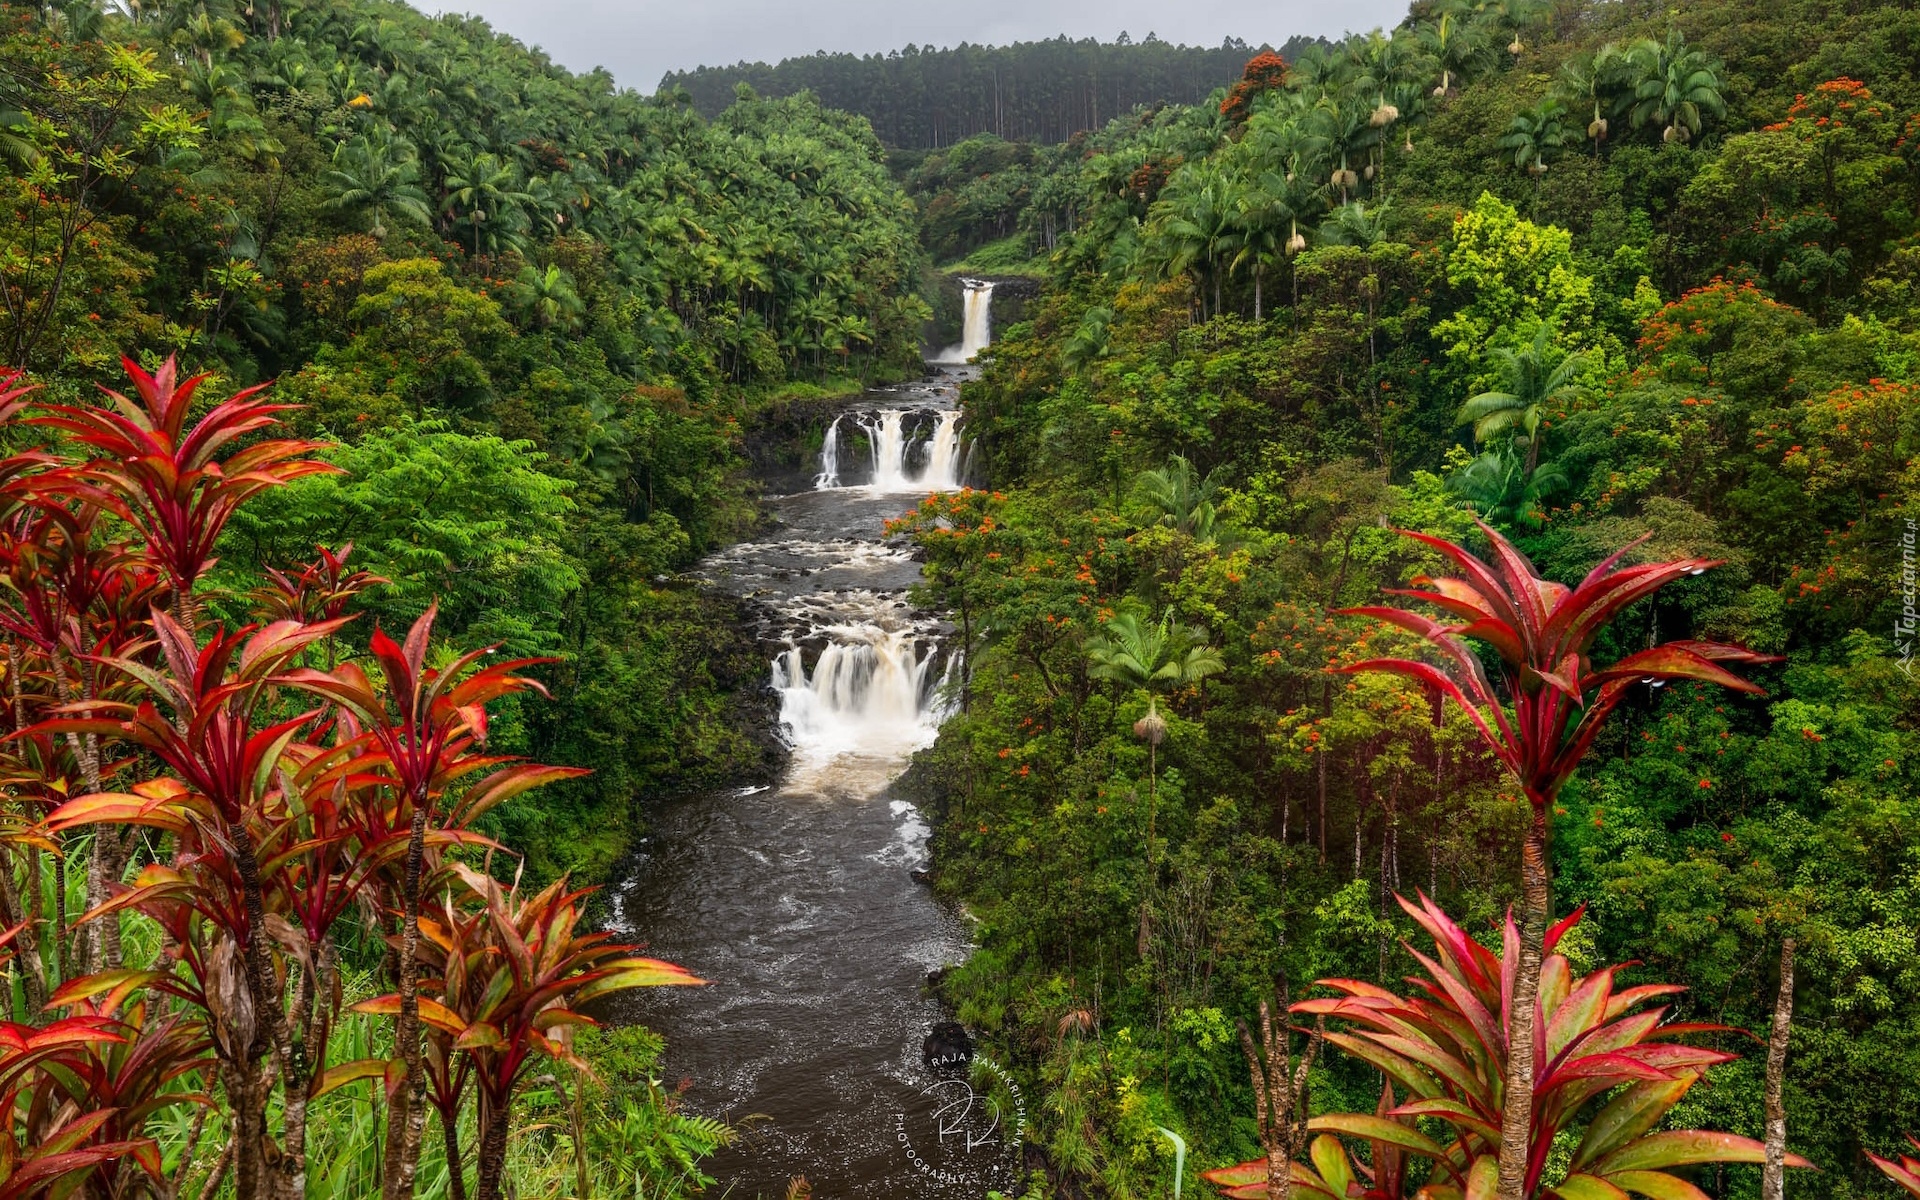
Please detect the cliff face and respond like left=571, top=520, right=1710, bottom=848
left=923, top=273, right=1043, bottom=356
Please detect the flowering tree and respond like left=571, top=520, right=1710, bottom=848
left=1334, top=520, right=1775, bottom=1200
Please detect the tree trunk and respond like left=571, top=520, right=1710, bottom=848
left=1138, top=739, right=1157, bottom=960
left=1254, top=268, right=1264, bottom=322
left=0, top=849, right=46, bottom=1011
left=224, top=1060, right=273, bottom=1200
left=566, top=1071, right=593, bottom=1200
left=383, top=804, right=432, bottom=1200
left=1496, top=799, right=1551, bottom=1200
left=1317, top=681, right=1330, bottom=865
left=443, top=1106, right=469, bottom=1200
left=1762, top=937, right=1796, bottom=1200
left=1238, top=980, right=1322, bottom=1200
left=474, top=1101, right=513, bottom=1200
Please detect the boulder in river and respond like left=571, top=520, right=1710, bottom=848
left=922, top=1020, right=972, bottom=1066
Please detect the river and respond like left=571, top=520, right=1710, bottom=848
left=604, top=362, right=1021, bottom=1200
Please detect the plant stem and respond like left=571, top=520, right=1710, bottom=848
left=1762, top=937, right=1796, bottom=1200
left=384, top=801, right=432, bottom=1200
left=1497, top=799, right=1551, bottom=1200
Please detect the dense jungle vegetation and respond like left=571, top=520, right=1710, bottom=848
left=666, top=35, right=1325, bottom=150
left=891, top=2, right=1920, bottom=1200
left=5, top=0, right=1920, bottom=1191
left=1, top=0, right=935, bottom=883
left=0, top=0, right=933, bottom=1190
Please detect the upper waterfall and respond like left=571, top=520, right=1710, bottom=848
left=935, top=280, right=994, bottom=363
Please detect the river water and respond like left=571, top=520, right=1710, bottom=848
left=605, top=368, right=1023, bottom=1200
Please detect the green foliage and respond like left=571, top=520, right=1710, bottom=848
left=226, top=420, right=579, bottom=653
left=1434, top=193, right=1601, bottom=390
left=901, top=3, right=1920, bottom=1197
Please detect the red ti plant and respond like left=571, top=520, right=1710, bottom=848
left=355, top=862, right=704, bottom=1200
left=30, top=355, right=337, bottom=630
left=281, top=605, right=585, bottom=1200
left=1870, top=1139, right=1920, bottom=1197
left=1334, top=521, right=1776, bottom=1200
left=1204, top=895, right=1813, bottom=1200
left=45, top=614, right=347, bottom=1200
left=0, top=922, right=199, bottom=1200
left=32, top=973, right=216, bottom=1200
left=3, top=354, right=330, bottom=976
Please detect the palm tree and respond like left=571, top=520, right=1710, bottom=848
left=1085, top=609, right=1226, bottom=954
left=509, top=263, right=584, bottom=331
left=1317, top=197, right=1396, bottom=248
left=1485, top=0, right=1551, bottom=54
left=1350, top=28, right=1431, bottom=185
left=1309, top=93, right=1381, bottom=205
left=1624, top=31, right=1726, bottom=145
left=1445, top=445, right=1569, bottom=529
left=1416, top=1, right=1495, bottom=99
left=324, top=129, right=433, bottom=238
left=1225, top=160, right=1309, bottom=320
left=442, top=150, right=533, bottom=258
left=0, top=103, right=37, bottom=172
left=1061, top=306, right=1114, bottom=375
left=1557, top=44, right=1630, bottom=153
left=1154, top=160, right=1237, bottom=318
left=1499, top=97, right=1572, bottom=174
left=1498, top=97, right=1573, bottom=213
left=1457, top=321, right=1586, bottom=473
left=1133, top=455, right=1222, bottom=541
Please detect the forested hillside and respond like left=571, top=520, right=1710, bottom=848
left=1, top=0, right=931, bottom=882
left=0, top=0, right=928, bottom=1188
left=6, top=0, right=1920, bottom=1191
left=896, top=1, right=1920, bottom=1198
left=664, top=34, right=1324, bottom=148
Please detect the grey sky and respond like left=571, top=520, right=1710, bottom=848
left=431, top=0, right=1413, bottom=94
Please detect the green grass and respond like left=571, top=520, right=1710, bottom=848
left=757, top=375, right=866, bottom=403
left=940, top=232, right=1050, bottom=277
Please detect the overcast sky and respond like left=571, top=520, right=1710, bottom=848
left=432, top=0, right=1413, bottom=94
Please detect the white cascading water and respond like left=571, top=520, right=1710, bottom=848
left=861, top=410, right=913, bottom=492
left=935, top=279, right=994, bottom=363
left=786, top=385, right=970, bottom=758
left=772, top=623, right=942, bottom=761
left=817, top=408, right=964, bottom=493
left=919, top=410, right=963, bottom=490
left=814, top=414, right=842, bottom=488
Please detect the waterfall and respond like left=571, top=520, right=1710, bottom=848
left=935, top=279, right=995, bottom=363
left=960, top=280, right=993, bottom=359
left=772, top=628, right=941, bottom=758
left=919, top=410, right=963, bottom=490
left=826, top=408, right=962, bottom=493
left=814, top=415, right=843, bottom=489
left=860, top=410, right=912, bottom=491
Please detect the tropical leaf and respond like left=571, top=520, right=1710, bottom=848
left=1210, top=898, right=1816, bottom=1200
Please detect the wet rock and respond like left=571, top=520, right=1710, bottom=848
left=922, top=1020, right=971, bottom=1066
left=909, top=865, right=932, bottom=884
